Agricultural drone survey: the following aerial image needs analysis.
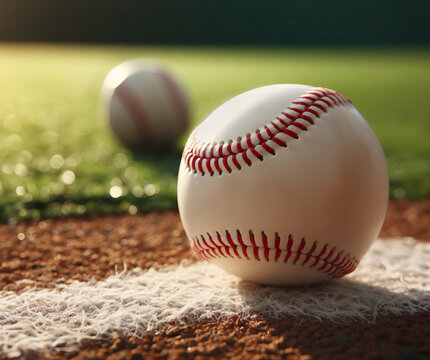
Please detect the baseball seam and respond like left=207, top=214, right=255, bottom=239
left=189, top=230, right=358, bottom=279
left=158, top=70, right=189, bottom=133
left=115, top=80, right=154, bottom=144
left=182, top=87, right=352, bottom=176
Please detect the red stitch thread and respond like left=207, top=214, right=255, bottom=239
left=197, top=159, right=204, bottom=173
left=158, top=71, right=189, bottom=133
left=265, top=126, right=274, bottom=137
left=337, top=255, right=348, bottom=268
left=232, top=154, right=241, bottom=170
left=249, top=231, right=259, bottom=260
left=207, top=233, right=226, bottom=258
left=274, top=233, right=281, bottom=262
left=282, top=129, right=299, bottom=139
left=331, top=252, right=342, bottom=265
left=206, top=159, right=214, bottom=175
left=261, top=142, right=275, bottom=155
left=284, top=235, right=294, bottom=263
left=276, top=116, right=289, bottom=127
left=236, top=230, right=249, bottom=259
left=293, top=101, right=310, bottom=106
left=289, top=107, right=303, bottom=114
left=319, top=98, right=333, bottom=107
left=227, top=142, right=233, bottom=154
left=293, top=239, right=307, bottom=263
left=242, top=151, right=252, bottom=166
left=256, top=131, right=265, bottom=143
left=193, top=237, right=203, bottom=251
left=216, top=231, right=232, bottom=258
left=197, top=236, right=214, bottom=259
left=262, top=232, right=270, bottom=261
left=325, top=247, right=336, bottom=261
left=315, top=244, right=328, bottom=259
left=309, top=257, right=320, bottom=268
left=201, top=235, right=218, bottom=259
left=250, top=148, right=263, bottom=161
left=300, top=114, right=314, bottom=125
left=191, top=156, right=197, bottom=172
left=306, top=108, right=320, bottom=117
left=214, top=158, right=222, bottom=174
left=246, top=136, right=253, bottom=148
left=271, top=121, right=282, bottom=132
left=317, top=260, right=329, bottom=271
left=222, top=157, right=232, bottom=173
left=182, top=87, right=352, bottom=176
left=217, top=143, right=224, bottom=157
left=282, top=112, right=296, bottom=121
left=292, top=122, right=307, bottom=131
left=226, top=230, right=240, bottom=257
left=272, top=136, right=287, bottom=147
left=116, top=81, right=153, bottom=144
left=190, top=231, right=359, bottom=279
left=302, top=241, right=317, bottom=265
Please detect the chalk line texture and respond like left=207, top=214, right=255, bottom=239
left=1, top=238, right=429, bottom=356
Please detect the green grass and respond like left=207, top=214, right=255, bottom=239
left=0, top=44, right=429, bottom=222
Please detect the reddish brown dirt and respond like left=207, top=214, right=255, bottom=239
left=0, top=211, right=194, bottom=291
left=27, top=313, right=429, bottom=360
left=379, top=200, right=430, bottom=241
left=0, top=200, right=429, bottom=359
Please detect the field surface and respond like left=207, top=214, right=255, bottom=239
left=0, top=200, right=429, bottom=359
left=0, top=45, right=429, bottom=221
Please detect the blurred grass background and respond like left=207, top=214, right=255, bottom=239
left=0, top=44, right=429, bottom=222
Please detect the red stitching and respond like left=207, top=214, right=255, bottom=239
left=183, top=87, right=352, bottom=175
left=232, top=154, right=241, bottom=170
left=226, top=230, right=240, bottom=258
left=242, top=151, right=252, bottom=166
left=261, top=142, right=275, bottom=155
left=236, top=230, right=248, bottom=259
left=190, top=230, right=358, bottom=279
left=302, top=241, right=317, bottom=265
left=116, top=81, right=153, bottom=144
left=292, top=122, right=307, bottom=131
left=207, top=233, right=226, bottom=258
left=293, top=239, right=306, bottom=263
left=249, top=231, right=259, bottom=260
left=285, top=235, right=294, bottom=263
left=206, top=159, right=214, bottom=175
left=262, top=232, right=270, bottom=261
left=158, top=70, right=189, bottom=133
left=274, top=233, right=281, bottom=262
left=216, top=231, right=231, bottom=258
left=282, top=111, right=296, bottom=121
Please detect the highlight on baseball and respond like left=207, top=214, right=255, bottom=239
left=177, top=84, right=389, bottom=286
left=101, top=59, right=190, bottom=150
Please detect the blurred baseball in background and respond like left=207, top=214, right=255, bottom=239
left=101, top=59, right=190, bottom=150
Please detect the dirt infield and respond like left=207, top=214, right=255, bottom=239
left=1, top=200, right=429, bottom=359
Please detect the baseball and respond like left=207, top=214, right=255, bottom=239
left=101, top=59, right=190, bottom=149
left=177, top=84, right=389, bottom=286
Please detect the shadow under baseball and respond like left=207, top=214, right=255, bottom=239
left=236, top=278, right=430, bottom=359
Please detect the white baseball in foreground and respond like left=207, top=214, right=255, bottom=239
left=101, top=60, right=190, bottom=149
left=178, top=84, right=389, bottom=286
